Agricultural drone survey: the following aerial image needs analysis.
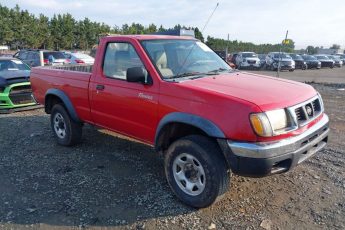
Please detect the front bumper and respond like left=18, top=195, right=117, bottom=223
left=219, top=114, right=329, bottom=177
left=335, top=62, right=343, bottom=67
left=307, top=62, right=321, bottom=69
left=240, top=62, right=260, bottom=69
left=0, top=82, right=37, bottom=111
left=295, top=61, right=307, bottom=69
left=321, top=62, right=334, bottom=68
left=273, top=63, right=295, bottom=70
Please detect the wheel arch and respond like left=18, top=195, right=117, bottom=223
left=154, top=112, right=225, bottom=153
left=45, top=89, right=81, bottom=123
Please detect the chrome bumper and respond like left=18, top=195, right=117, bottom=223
left=227, top=114, right=329, bottom=159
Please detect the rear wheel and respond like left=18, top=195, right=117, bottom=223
left=164, top=135, right=230, bottom=208
left=51, top=104, right=82, bottom=146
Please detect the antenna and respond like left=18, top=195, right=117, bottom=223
left=201, top=2, right=219, bottom=33
left=174, top=3, right=219, bottom=77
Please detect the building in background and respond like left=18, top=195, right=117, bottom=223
left=317, top=48, right=344, bottom=55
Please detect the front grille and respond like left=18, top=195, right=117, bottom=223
left=248, top=60, right=256, bottom=64
left=9, top=85, right=35, bottom=105
left=282, top=61, right=291, bottom=66
left=294, top=98, right=322, bottom=126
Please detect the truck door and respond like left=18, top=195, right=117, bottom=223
left=89, top=41, right=159, bottom=144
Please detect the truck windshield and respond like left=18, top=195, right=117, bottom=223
left=141, top=39, right=231, bottom=80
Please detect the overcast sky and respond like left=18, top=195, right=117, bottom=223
left=2, top=0, right=344, bottom=49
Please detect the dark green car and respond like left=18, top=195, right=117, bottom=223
left=0, top=57, right=38, bottom=112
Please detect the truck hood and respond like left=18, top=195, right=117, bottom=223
left=181, top=71, right=317, bottom=111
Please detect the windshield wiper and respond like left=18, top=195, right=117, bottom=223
left=169, top=72, right=204, bottom=79
left=206, top=68, right=230, bottom=75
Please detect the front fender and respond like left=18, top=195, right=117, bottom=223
left=154, top=112, right=225, bottom=148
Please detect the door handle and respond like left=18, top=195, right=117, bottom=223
left=96, top=85, right=105, bottom=90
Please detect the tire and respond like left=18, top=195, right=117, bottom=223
left=51, top=104, right=82, bottom=146
left=289, top=69, right=295, bottom=72
left=164, top=135, right=230, bottom=208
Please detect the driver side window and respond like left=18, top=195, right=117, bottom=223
left=103, top=42, right=145, bottom=80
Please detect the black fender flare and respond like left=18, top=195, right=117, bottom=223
left=154, top=112, right=225, bottom=150
left=45, top=89, right=81, bottom=122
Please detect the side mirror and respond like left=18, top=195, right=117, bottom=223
left=126, top=67, right=152, bottom=85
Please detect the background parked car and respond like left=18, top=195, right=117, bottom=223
left=257, top=54, right=267, bottom=69
left=289, top=53, right=307, bottom=70
left=0, top=53, right=14, bottom=58
left=229, top=53, right=238, bottom=68
left=334, top=54, right=345, bottom=65
left=301, top=55, right=321, bottom=69
left=327, top=55, right=343, bottom=67
left=0, top=57, right=37, bottom=111
left=213, top=50, right=236, bottom=68
left=265, top=52, right=295, bottom=71
left=314, top=55, right=335, bottom=68
left=235, top=52, right=261, bottom=70
left=64, top=52, right=95, bottom=64
left=14, top=50, right=70, bottom=67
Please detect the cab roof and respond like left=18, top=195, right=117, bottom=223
left=104, top=34, right=197, bottom=41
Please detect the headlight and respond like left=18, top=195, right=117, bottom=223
left=250, top=109, right=290, bottom=137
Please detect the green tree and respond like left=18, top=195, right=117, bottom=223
left=306, top=46, right=317, bottom=54
left=147, top=23, right=157, bottom=33
left=35, top=14, right=51, bottom=49
left=60, top=13, right=75, bottom=49
left=0, top=4, right=14, bottom=46
left=194, top=27, right=204, bottom=42
left=330, top=44, right=341, bottom=49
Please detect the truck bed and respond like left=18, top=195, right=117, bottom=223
left=43, top=64, right=93, bottom=73
left=30, top=64, right=93, bottom=122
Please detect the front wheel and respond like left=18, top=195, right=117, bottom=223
left=164, top=135, right=230, bottom=208
left=51, top=104, right=82, bottom=146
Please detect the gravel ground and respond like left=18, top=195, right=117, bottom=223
left=0, top=82, right=344, bottom=229
left=247, top=66, right=345, bottom=84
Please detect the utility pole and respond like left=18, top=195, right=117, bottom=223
left=277, top=30, right=289, bottom=78
left=226, top=33, right=229, bottom=62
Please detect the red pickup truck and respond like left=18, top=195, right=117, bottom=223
left=31, top=35, right=329, bottom=208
